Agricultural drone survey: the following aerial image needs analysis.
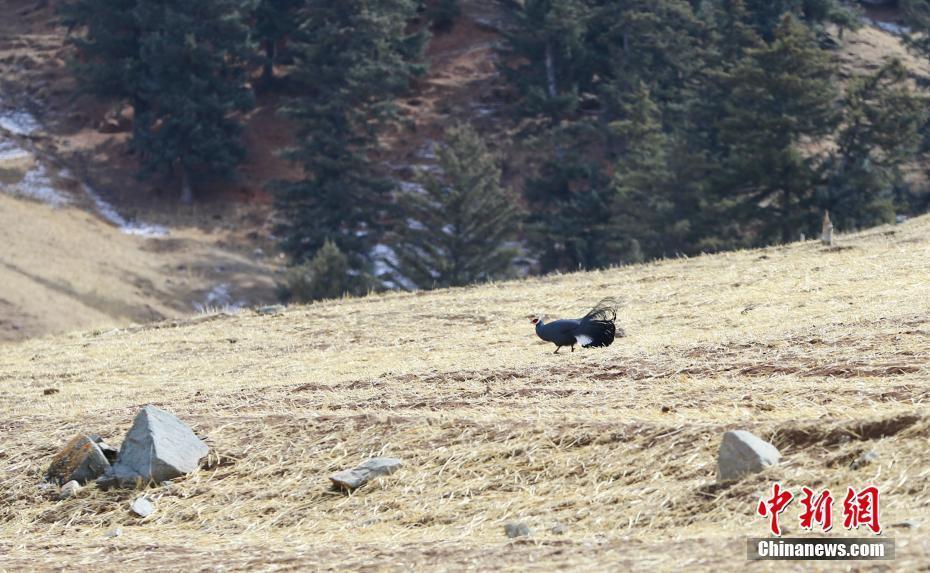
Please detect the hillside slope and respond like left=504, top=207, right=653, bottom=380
left=0, top=215, right=928, bottom=571
left=0, top=192, right=278, bottom=342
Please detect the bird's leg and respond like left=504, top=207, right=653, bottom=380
left=571, top=345, right=575, bottom=352
left=553, top=346, right=561, bottom=354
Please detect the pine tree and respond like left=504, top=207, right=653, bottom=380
left=281, top=240, right=369, bottom=303
left=275, top=1, right=426, bottom=272
left=724, top=0, right=857, bottom=41
left=59, top=0, right=142, bottom=102
left=609, top=84, right=698, bottom=261
left=821, top=60, right=925, bottom=230
left=431, top=0, right=461, bottom=32
left=386, top=125, right=519, bottom=289
left=253, top=0, right=302, bottom=85
left=61, top=0, right=255, bottom=203
left=718, top=14, right=839, bottom=244
left=590, top=0, right=708, bottom=121
left=524, top=154, right=619, bottom=272
left=501, top=0, right=593, bottom=122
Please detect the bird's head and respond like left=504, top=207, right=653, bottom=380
left=530, top=315, right=543, bottom=325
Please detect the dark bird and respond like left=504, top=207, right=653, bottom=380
left=532, top=299, right=621, bottom=354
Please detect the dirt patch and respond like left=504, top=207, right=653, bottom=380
left=772, top=413, right=923, bottom=449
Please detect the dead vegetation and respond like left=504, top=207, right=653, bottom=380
left=0, top=214, right=927, bottom=571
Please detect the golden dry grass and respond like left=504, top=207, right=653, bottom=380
left=0, top=193, right=277, bottom=341
left=0, top=215, right=928, bottom=572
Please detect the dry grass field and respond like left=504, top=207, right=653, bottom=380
left=0, top=215, right=928, bottom=572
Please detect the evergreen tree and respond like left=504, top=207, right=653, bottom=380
left=723, top=0, right=857, bottom=41
left=59, top=0, right=142, bottom=102
left=609, top=84, right=702, bottom=261
left=386, top=125, right=519, bottom=289
left=718, top=14, right=839, bottom=243
left=524, top=154, right=620, bottom=272
left=281, top=240, right=370, bottom=303
left=821, top=60, right=925, bottom=230
left=590, top=0, right=708, bottom=122
left=253, top=0, right=302, bottom=85
left=501, top=0, right=593, bottom=122
left=430, top=0, right=461, bottom=32
left=61, top=0, right=255, bottom=203
left=275, top=1, right=426, bottom=273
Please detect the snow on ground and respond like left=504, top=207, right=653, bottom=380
left=7, top=163, right=70, bottom=207
left=398, top=181, right=427, bottom=194
left=82, top=184, right=169, bottom=238
left=371, top=243, right=417, bottom=291
left=0, top=108, right=40, bottom=136
left=864, top=17, right=911, bottom=37
left=194, top=283, right=248, bottom=313
left=0, top=139, right=30, bottom=161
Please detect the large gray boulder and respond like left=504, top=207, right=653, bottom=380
left=45, top=435, right=111, bottom=485
left=330, top=457, right=403, bottom=491
left=717, top=430, right=781, bottom=482
left=98, top=405, right=208, bottom=489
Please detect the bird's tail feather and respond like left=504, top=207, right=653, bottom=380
left=578, top=298, right=620, bottom=348
left=582, top=298, right=618, bottom=323
left=577, top=319, right=615, bottom=348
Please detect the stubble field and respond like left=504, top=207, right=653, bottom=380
left=1, top=216, right=929, bottom=571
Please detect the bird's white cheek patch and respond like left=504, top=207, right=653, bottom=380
left=575, top=335, right=593, bottom=346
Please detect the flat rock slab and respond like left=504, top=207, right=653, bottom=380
left=45, top=435, right=111, bottom=485
left=717, top=430, right=781, bottom=482
left=330, top=457, right=402, bottom=490
left=98, top=405, right=208, bottom=489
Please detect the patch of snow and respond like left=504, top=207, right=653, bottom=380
left=0, top=139, right=30, bottom=161
left=398, top=181, right=427, bottom=194
left=82, top=184, right=170, bottom=238
left=416, top=140, right=439, bottom=161
left=0, top=109, right=41, bottom=136
left=864, top=18, right=910, bottom=36
left=472, top=105, right=499, bottom=117
left=194, top=283, right=247, bottom=313
left=406, top=218, right=427, bottom=231
left=6, top=164, right=70, bottom=206
left=371, top=244, right=416, bottom=291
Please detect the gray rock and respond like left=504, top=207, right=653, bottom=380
left=330, top=457, right=403, bottom=490
left=851, top=450, right=879, bottom=470
left=255, top=304, right=285, bottom=315
left=549, top=522, right=566, bottom=535
left=97, top=405, right=208, bottom=489
left=89, top=436, right=119, bottom=463
left=104, top=528, right=122, bottom=538
left=717, top=430, right=781, bottom=482
left=504, top=522, right=531, bottom=538
left=58, top=480, right=81, bottom=500
left=45, top=435, right=111, bottom=485
left=130, top=496, right=155, bottom=518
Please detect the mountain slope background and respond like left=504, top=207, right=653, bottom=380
left=2, top=0, right=928, bottom=342
left=0, top=212, right=928, bottom=571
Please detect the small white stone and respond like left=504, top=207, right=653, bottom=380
left=130, top=496, right=155, bottom=518
left=58, top=480, right=81, bottom=499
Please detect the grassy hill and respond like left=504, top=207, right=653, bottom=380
left=0, top=192, right=278, bottom=342
left=0, top=215, right=928, bottom=571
